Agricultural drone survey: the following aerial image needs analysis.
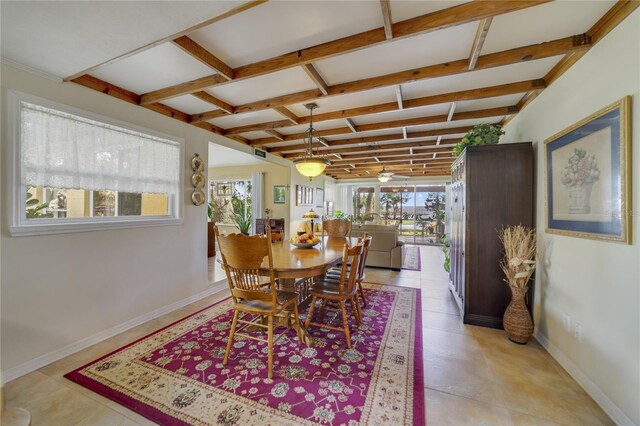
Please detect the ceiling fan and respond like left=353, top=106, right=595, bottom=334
left=377, top=166, right=408, bottom=182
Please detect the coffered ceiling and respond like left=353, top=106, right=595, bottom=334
left=2, top=0, right=636, bottom=181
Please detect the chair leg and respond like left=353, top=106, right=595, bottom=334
left=292, top=303, right=304, bottom=344
left=349, top=297, right=361, bottom=326
left=340, top=301, right=351, bottom=348
left=358, top=281, right=367, bottom=308
left=318, top=298, right=327, bottom=318
left=267, top=314, right=274, bottom=379
left=355, top=293, right=363, bottom=323
left=305, top=296, right=318, bottom=328
left=223, top=310, right=239, bottom=365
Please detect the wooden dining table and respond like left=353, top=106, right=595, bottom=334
left=258, top=236, right=358, bottom=346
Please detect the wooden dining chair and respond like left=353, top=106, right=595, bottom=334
left=322, top=218, right=352, bottom=238
left=215, top=226, right=303, bottom=379
left=304, top=241, right=363, bottom=348
left=326, top=234, right=372, bottom=308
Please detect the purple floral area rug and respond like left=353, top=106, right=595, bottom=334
left=65, top=284, right=423, bottom=425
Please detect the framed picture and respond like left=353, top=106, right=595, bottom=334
left=216, top=182, right=234, bottom=197
left=274, top=185, right=286, bottom=204
left=316, top=188, right=324, bottom=207
left=545, top=96, right=631, bottom=243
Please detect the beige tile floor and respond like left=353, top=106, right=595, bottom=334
left=5, top=246, right=612, bottom=425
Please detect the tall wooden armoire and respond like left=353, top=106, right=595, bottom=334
left=449, top=142, right=534, bottom=328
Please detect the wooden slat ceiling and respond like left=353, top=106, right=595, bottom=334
left=70, top=0, right=638, bottom=181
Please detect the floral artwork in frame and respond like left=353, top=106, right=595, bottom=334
left=273, top=185, right=286, bottom=204
left=545, top=96, right=631, bottom=243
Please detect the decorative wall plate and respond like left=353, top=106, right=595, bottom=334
left=191, top=154, right=204, bottom=172
left=191, top=189, right=206, bottom=206
left=191, top=171, right=205, bottom=188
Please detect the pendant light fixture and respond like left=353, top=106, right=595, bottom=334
left=293, top=103, right=331, bottom=180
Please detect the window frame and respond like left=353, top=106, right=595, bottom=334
left=7, top=90, right=184, bottom=237
left=208, top=178, right=252, bottom=226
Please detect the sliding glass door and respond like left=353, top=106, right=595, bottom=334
left=378, top=185, right=446, bottom=245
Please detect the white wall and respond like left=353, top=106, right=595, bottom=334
left=502, top=11, right=639, bottom=424
left=0, top=63, right=232, bottom=376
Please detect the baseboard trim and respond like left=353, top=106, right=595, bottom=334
left=534, top=328, right=634, bottom=426
left=1, top=282, right=228, bottom=384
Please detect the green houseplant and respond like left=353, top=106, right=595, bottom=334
left=453, top=124, right=505, bottom=157
left=231, top=192, right=252, bottom=235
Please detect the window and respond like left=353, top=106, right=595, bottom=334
left=208, top=179, right=252, bottom=228
left=9, top=91, right=183, bottom=236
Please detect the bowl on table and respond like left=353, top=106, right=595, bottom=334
left=290, top=234, right=320, bottom=248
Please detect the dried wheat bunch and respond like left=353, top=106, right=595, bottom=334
left=498, top=225, right=537, bottom=288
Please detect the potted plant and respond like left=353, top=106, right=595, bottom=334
left=231, top=192, right=252, bottom=235
left=453, top=124, right=505, bottom=157
left=498, top=225, right=537, bottom=344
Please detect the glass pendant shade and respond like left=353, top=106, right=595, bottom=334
left=294, top=157, right=330, bottom=178
left=378, top=175, right=391, bottom=183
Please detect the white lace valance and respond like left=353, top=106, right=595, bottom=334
left=20, top=102, right=180, bottom=195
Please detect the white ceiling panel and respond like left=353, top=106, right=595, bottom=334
left=92, top=43, right=213, bottom=94
left=333, top=128, right=402, bottom=140
left=482, top=1, right=614, bottom=55
left=352, top=104, right=451, bottom=125
left=401, top=56, right=563, bottom=100
left=455, top=94, right=525, bottom=112
left=207, top=67, right=317, bottom=105
left=408, top=117, right=501, bottom=133
left=161, top=95, right=219, bottom=115
left=315, top=22, right=478, bottom=85
left=208, top=142, right=266, bottom=168
left=209, top=109, right=283, bottom=128
left=390, top=1, right=471, bottom=23
left=288, top=86, right=397, bottom=116
left=189, top=1, right=381, bottom=68
left=240, top=131, right=272, bottom=140
left=0, top=1, right=240, bottom=78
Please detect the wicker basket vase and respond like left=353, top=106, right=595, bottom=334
left=503, top=285, right=533, bottom=344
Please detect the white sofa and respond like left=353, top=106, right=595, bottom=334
left=351, top=224, right=404, bottom=270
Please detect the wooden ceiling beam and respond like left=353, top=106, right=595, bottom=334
left=272, top=106, right=301, bottom=124
left=329, top=154, right=453, bottom=165
left=284, top=141, right=456, bottom=158
left=395, top=85, right=404, bottom=109
left=233, top=79, right=542, bottom=132
left=468, top=17, right=493, bottom=70
left=191, top=91, right=235, bottom=114
left=246, top=106, right=509, bottom=145
left=267, top=125, right=468, bottom=153
left=190, top=109, right=229, bottom=122
left=345, top=118, right=358, bottom=133
left=265, top=129, right=285, bottom=141
left=140, top=74, right=229, bottom=105
left=229, top=35, right=580, bottom=114
left=136, top=1, right=551, bottom=104
left=333, top=150, right=456, bottom=163
left=172, top=36, right=234, bottom=80
left=380, top=0, right=394, bottom=40
left=330, top=169, right=451, bottom=179
left=501, top=1, right=638, bottom=128
left=70, top=75, right=256, bottom=151
left=301, top=64, right=329, bottom=95
left=326, top=158, right=455, bottom=170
